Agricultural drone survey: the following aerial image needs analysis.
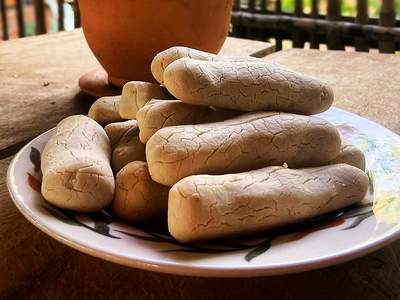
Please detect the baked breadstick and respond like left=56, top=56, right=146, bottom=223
left=136, top=99, right=239, bottom=143
left=104, top=120, right=137, bottom=146
left=111, top=161, right=169, bottom=222
left=104, top=120, right=146, bottom=172
left=41, top=115, right=114, bottom=212
left=146, top=112, right=342, bottom=186
left=88, top=96, right=124, bottom=126
left=119, top=81, right=174, bottom=119
left=329, top=141, right=366, bottom=171
left=151, top=46, right=261, bottom=84
left=163, top=58, right=333, bottom=115
left=168, top=164, right=368, bottom=242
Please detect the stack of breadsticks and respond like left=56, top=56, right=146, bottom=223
left=41, top=47, right=368, bottom=243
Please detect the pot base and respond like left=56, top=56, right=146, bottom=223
left=79, top=69, right=121, bottom=98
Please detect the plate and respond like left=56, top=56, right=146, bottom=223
left=7, top=107, right=400, bottom=277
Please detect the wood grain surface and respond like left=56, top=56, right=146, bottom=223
left=4, top=242, right=400, bottom=300
left=266, top=49, right=400, bottom=134
left=0, top=31, right=96, bottom=158
left=0, top=157, right=71, bottom=294
left=0, top=31, right=399, bottom=299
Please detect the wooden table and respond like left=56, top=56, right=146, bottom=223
left=1, top=30, right=400, bottom=299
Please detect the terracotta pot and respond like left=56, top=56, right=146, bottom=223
left=79, top=0, right=233, bottom=87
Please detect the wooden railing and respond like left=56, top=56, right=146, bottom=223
left=231, top=0, right=400, bottom=53
left=0, top=0, right=80, bottom=40
left=1, top=0, right=399, bottom=53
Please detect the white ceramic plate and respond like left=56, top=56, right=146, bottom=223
left=7, top=107, right=400, bottom=277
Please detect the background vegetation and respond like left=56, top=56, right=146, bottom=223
left=241, top=0, right=400, bottom=17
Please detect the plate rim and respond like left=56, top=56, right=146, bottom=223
left=6, top=107, right=400, bottom=277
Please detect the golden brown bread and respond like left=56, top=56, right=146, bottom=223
left=88, top=96, right=124, bottom=126
left=168, top=164, right=369, bottom=242
left=111, top=161, right=169, bottom=222
left=104, top=120, right=137, bottom=146
left=104, top=120, right=146, bottom=172
left=136, top=99, right=239, bottom=143
left=146, top=112, right=342, bottom=186
left=119, top=81, right=174, bottom=119
left=151, top=46, right=262, bottom=84
left=41, top=115, right=114, bottom=212
left=163, top=58, right=333, bottom=115
left=329, top=141, right=366, bottom=171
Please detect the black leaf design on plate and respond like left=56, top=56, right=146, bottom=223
left=67, top=211, right=120, bottom=239
left=88, top=211, right=115, bottom=224
left=94, top=222, right=113, bottom=236
left=114, top=230, right=165, bottom=242
left=162, top=247, right=239, bottom=254
left=245, top=237, right=276, bottom=262
left=41, top=204, right=120, bottom=239
left=29, top=147, right=41, bottom=172
left=342, top=211, right=375, bottom=230
left=117, top=224, right=252, bottom=253
left=78, top=223, right=120, bottom=239
left=366, top=170, right=375, bottom=196
left=41, top=204, right=80, bottom=226
left=341, top=202, right=373, bottom=219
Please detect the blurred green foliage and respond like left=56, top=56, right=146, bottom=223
left=241, top=0, right=400, bottom=17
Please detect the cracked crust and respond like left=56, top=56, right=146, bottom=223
left=329, top=141, right=366, bottom=171
left=119, top=81, right=174, bottom=119
left=146, top=112, right=342, bottom=186
left=136, top=99, right=240, bottom=143
left=168, top=164, right=369, bottom=242
left=111, top=161, right=169, bottom=222
left=163, top=58, right=333, bottom=115
left=112, top=136, right=146, bottom=173
left=88, top=96, right=124, bottom=126
left=41, top=115, right=115, bottom=212
left=151, top=46, right=262, bottom=84
left=105, top=120, right=146, bottom=172
left=105, top=120, right=138, bottom=146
